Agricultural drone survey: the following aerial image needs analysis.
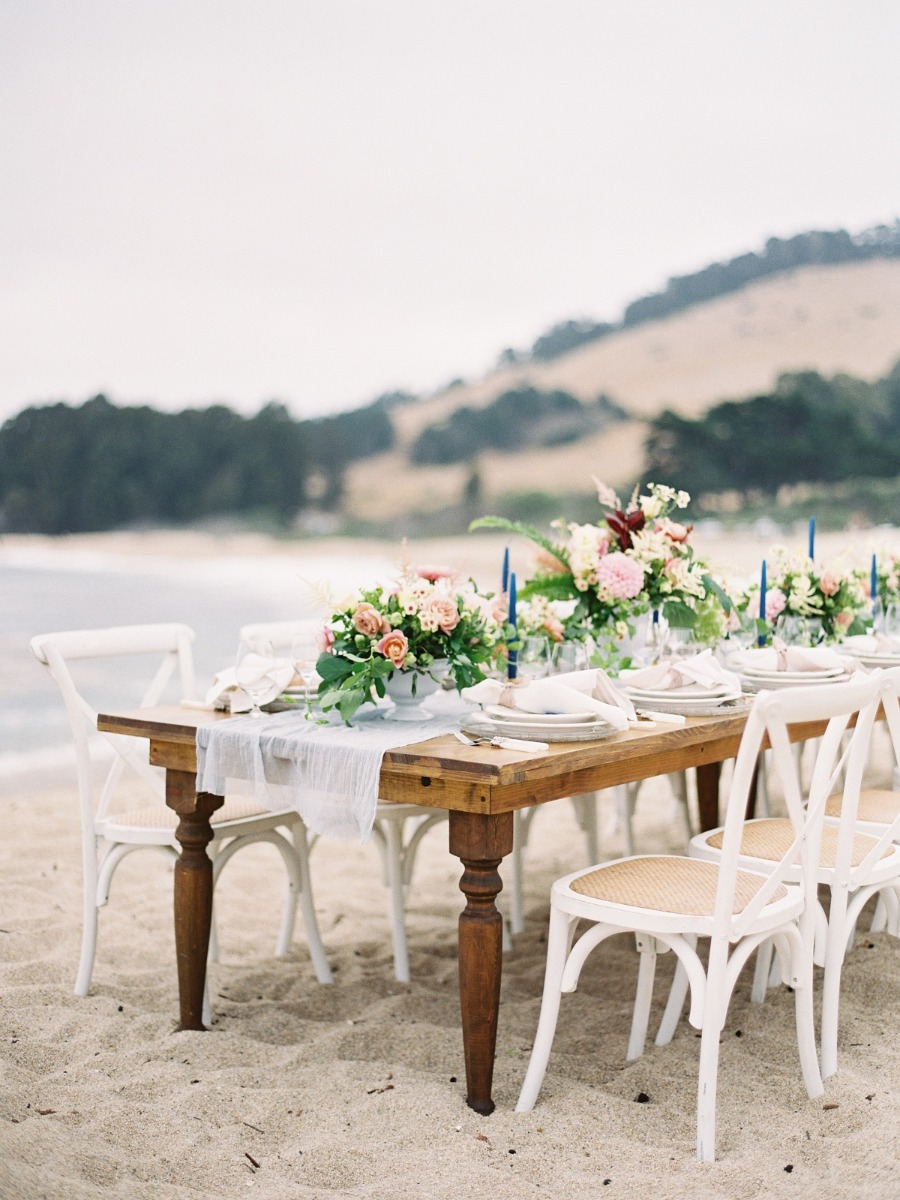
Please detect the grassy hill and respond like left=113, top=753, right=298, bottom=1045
left=345, top=258, right=900, bottom=523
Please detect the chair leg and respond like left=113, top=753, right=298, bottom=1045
left=571, top=792, right=600, bottom=864
left=670, top=771, right=693, bottom=844
left=508, top=811, right=527, bottom=936
left=751, top=940, right=775, bottom=1003
left=820, top=891, right=850, bottom=1081
left=627, top=935, right=658, bottom=1061
left=289, top=823, right=332, bottom=984
left=75, top=898, right=100, bottom=997
left=696, top=1022, right=723, bottom=1162
left=516, top=905, right=576, bottom=1112
left=655, top=938, right=694, bottom=1045
left=381, top=817, right=411, bottom=983
left=618, top=784, right=636, bottom=857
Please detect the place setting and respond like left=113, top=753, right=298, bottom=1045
left=728, top=640, right=855, bottom=691
left=617, top=647, right=749, bottom=715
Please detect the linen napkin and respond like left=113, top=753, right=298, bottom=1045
left=204, top=659, right=295, bottom=713
left=737, top=640, right=847, bottom=674
left=461, top=669, right=633, bottom=730
left=623, top=648, right=741, bottom=694
left=842, top=633, right=900, bottom=657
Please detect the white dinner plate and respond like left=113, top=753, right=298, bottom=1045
left=485, top=705, right=599, bottom=725
left=624, top=683, right=733, bottom=701
left=741, top=665, right=846, bottom=681
left=624, top=689, right=744, bottom=715
left=464, top=715, right=619, bottom=742
left=739, top=672, right=851, bottom=692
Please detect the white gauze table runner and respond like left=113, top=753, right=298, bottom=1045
left=196, top=694, right=468, bottom=843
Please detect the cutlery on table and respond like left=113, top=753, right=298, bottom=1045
left=454, top=730, right=549, bottom=753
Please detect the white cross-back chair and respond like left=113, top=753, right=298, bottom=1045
left=30, top=623, right=332, bottom=1000
left=687, top=669, right=900, bottom=1082
left=516, top=673, right=884, bottom=1161
left=240, top=619, right=450, bottom=983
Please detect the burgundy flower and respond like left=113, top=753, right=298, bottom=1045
left=605, top=507, right=646, bottom=551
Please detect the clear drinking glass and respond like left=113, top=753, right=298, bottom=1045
left=234, top=637, right=276, bottom=718
left=550, top=639, right=590, bottom=673
left=290, top=632, right=319, bottom=691
left=518, top=635, right=552, bottom=679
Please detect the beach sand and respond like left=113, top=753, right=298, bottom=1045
left=2, top=530, right=899, bottom=1198
left=3, top=770, right=899, bottom=1199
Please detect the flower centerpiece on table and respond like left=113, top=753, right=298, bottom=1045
left=471, top=480, right=728, bottom=667
left=873, top=552, right=900, bottom=611
left=315, top=561, right=507, bottom=721
left=747, top=548, right=869, bottom=644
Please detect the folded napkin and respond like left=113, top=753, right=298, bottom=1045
left=204, top=659, right=295, bottom=713
left=843, top=633, right=900, bottom=656
left=461, top=668, right=633, bottom=730
left=624, top=648, right=741, bottom=693
left=737, top=639, right=846, bottom=673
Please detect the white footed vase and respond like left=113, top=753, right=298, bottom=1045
left=382, top=669, right=442, bottom=720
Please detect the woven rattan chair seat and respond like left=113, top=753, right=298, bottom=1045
left=705, top=818, right=889, bottom=867
left=825, top=788, right=900, bottom=827
left=107, top=797, right=288, bottom=831
left=568, top=854, right=785, bottom=916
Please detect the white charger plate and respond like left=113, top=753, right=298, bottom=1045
left=625, top=683, right=733, bottom=700
left=464, top=715, right=619, bottom=742
left=741, top=665, right=846, bottom=681
left=740, top=672, right=851, bottom=692
left=624, top=689, right=744, bottom=715
left=485, top=705, right=599, bottom=725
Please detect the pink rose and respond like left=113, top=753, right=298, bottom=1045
left=316, top=625, right=335, bottom=653
left=819, top=572, right=840, bottom=597
left=596, top=552, right=644, bottom=600
left=416, top=565, right=454, bottom=582
left=541, top=616, right=565, bottom=642
left=660, top=519, right=691, bottom=544
left=765, top=588, right=787, bottom=622
left=420, top=594, right=460, bottom=634
left=835, top=610, right=853, bottom=630
left=375, top=629, right=409, bottom=667
left=352, top=602, right=389, bottom=637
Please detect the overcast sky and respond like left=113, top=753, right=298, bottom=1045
left=1, top=1, right=898, bottom=425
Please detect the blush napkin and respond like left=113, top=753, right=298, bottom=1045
left=623, top=649, right=741, bottom=693
left=736, top=640, right=847, bottom=673
left=203, top=659, right=296, bottom=713
left=461, top=668, right=634, bottom=729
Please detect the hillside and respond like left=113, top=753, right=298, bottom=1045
left=345, top=259, right=900, bottom=520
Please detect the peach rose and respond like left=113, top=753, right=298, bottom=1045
left=420, top=594, right=460, bottom=634
left=819, top=572, right=840, bottom=597
left=835, top=610, right=853, bottom=630
left=375, top=629, right=409, bottom=667
left=353, top=602, right=389, bottom=637
left=660, top=518, right=691, bottom=543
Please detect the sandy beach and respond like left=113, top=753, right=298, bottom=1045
left=2, top=529, right=899, bottom=1199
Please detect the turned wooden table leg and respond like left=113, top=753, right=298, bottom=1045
left=449, top=809, right=514, bottom=1116
left=695, top=762, right=723, bottom=833
left=165, top=769, right=224, bottom=1030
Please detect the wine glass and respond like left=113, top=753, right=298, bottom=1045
left=234, top=636, right=276, bottom=719
left=550, top=639, right=590, bottom=674
left=518, top=635, right=552, bottom=680
left=290, top=632, right=320, bottom=692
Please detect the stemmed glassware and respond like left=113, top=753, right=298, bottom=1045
left=290, top=633, right=320, bottom=693
left=234, top=636, right=276, bottom=719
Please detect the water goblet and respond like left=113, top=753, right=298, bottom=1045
left=550, top=639, right=589, bottom=674
left=518, top=635, right=552, bottom=680
left=290, top=633, right=320, bottom=692
left=235, top=637, right=276, bottom=719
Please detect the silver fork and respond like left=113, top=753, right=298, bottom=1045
left=454, top=730, right=549, bottom=753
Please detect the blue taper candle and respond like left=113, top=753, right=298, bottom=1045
left=758, top=559, right=767, bottom=646
left=507, top=572, right=518, bottom=679
left=871, top=553, right=878, bottom=612
left=501, top=545, right=510, bottom=594
left=808, top=516, right=815, bottom=561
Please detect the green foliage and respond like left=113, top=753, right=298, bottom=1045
left=645, top=364, right=900, bottom=499
left=410, top=387, right=624, bottom=466
left=0, top=393, right=396, bottom=534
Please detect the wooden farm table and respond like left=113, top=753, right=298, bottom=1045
left=96, top=703, right=825, bottom=1115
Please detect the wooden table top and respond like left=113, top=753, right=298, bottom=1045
left=98, top=702, right=821, bottom=816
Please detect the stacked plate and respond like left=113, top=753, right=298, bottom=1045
left=622, top=680, right=744, bottom=715
left=464, top=705, right=620, bottom=743
left=737, top=662, right=851, bottom=692
left=836, top=635, right=900, bottom=669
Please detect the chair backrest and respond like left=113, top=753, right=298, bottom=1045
left=30, top=624, right=196, bottom=830
left=712, top=671, right=884, bottom=944
left=238, top=619, right=322, bottom=652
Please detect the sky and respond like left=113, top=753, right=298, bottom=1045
left=1, top=1, right=899, bottom=425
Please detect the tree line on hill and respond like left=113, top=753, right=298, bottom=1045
left=499, top=222, right=900, bottom=365
left=644, top=362, right=900, bottom=501
left=0, top=394, right=393, bottom=534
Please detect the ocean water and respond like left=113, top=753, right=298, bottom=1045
left=0, top=543, right=397, bottom=789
